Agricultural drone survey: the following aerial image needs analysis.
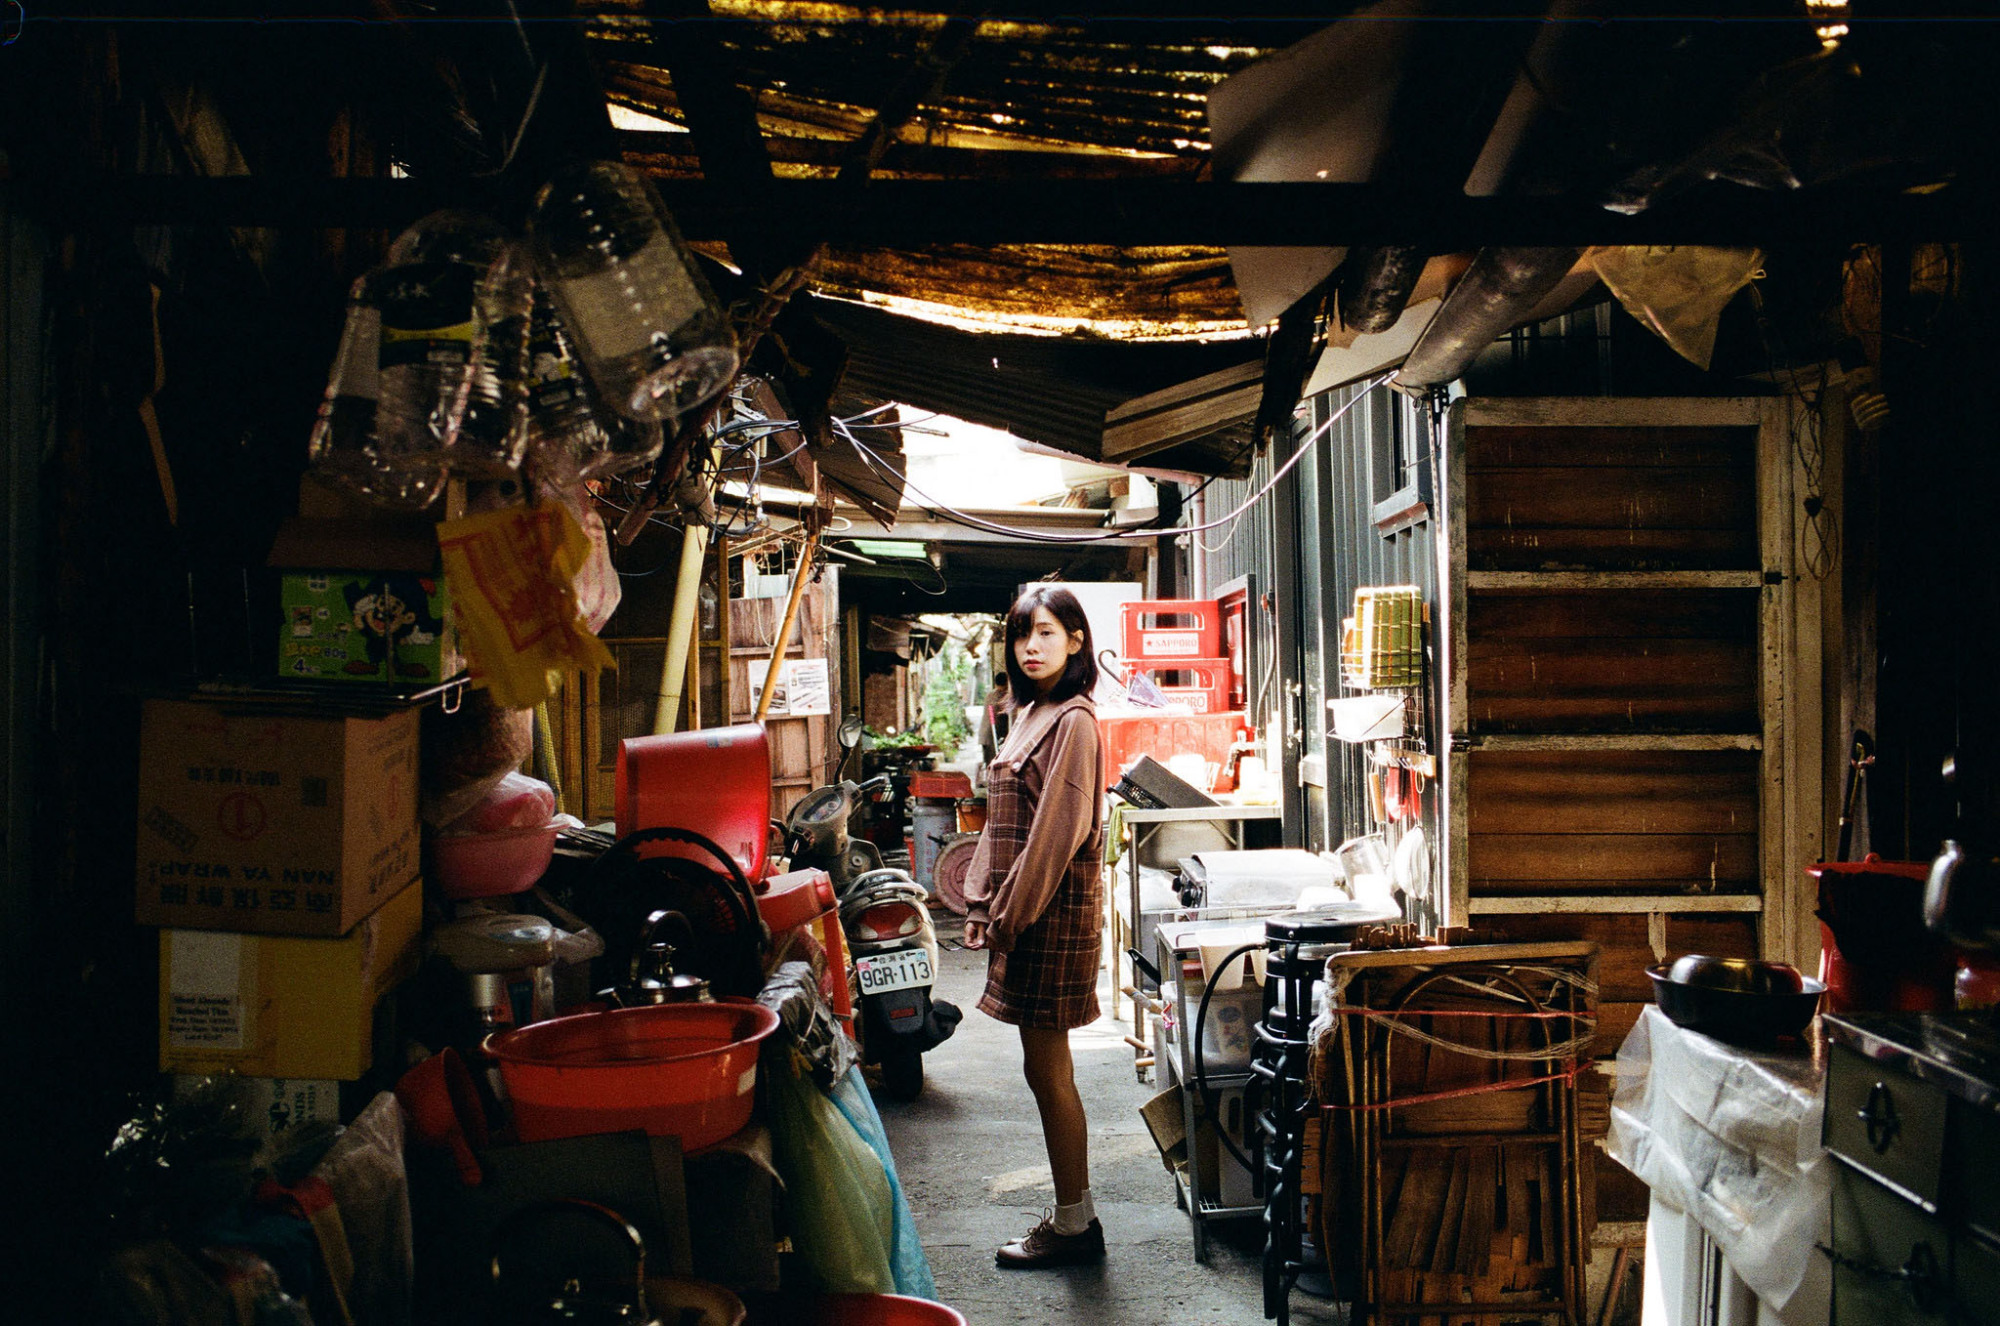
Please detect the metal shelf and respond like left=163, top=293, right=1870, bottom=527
left=1154, top=924, right=1267, bottom=1263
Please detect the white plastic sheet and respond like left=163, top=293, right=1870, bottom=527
left=1607, top=1006, right=1832, bottom=1310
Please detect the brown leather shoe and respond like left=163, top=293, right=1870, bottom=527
left=995, top=1215, right=1105, bottom=1269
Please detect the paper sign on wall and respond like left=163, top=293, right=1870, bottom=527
left=751, top=658, right=831, bottom=718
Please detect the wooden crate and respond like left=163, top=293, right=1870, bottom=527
left=1314, top=942, right=1598, bottom=1324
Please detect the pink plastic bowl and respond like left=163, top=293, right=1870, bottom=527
left=432, top=821, right=559, bottom=900
left=486, top=1001, right=781, bottom=1151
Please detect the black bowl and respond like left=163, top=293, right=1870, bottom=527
left=1647, top=965, right=1825, bottom=1046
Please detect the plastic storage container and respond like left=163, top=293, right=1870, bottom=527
left=1127, top=658, right=1230, bottom=715
left=616, top=723, right=771, bottom=882
left=1097, top=711, right=1245, bottom=789
left=432, top=821, right=560, bottom=900
left=487, top=1001, right=780, bottom=1150
left=1121, top=598, right=1220, bottom=661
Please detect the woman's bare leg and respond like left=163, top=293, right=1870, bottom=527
left=1019, top=1026, right=1090, bottom=1205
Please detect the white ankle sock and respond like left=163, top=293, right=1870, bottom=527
left=1051, top=1190, right=1096, bottom=1235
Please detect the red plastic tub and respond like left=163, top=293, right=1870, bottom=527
left=616, top=723, right=771, bottom=882
left=486, top=1001, right=780, bottom=1151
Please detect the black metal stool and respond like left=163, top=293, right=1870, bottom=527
left=1249, top=900, right=1400, bottom=1325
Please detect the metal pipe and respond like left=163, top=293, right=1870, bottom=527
left=652, top=525, right=710, bottom=734
left=1392, top=246, right=1584, bottom=389
left=1336, top=244, right=1428, bottom=335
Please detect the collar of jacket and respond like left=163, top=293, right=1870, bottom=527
left=997, top=692, right=1095, bottom=772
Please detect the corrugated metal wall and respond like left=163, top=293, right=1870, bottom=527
left=1193, top=377, right=1440, bottom=870
left=1311, top=382, right=1440, bottom=860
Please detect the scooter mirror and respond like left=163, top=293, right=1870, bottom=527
left=837, top=714, right=866, bottom=749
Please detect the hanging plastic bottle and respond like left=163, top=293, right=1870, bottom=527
left=527, top=160, right=739, bottom=425
left=456, top=237, right=534, bottom=478
left=371, top=211, right=529, bottom=480
left=307, top=271, right=448, bottom=510
left=524, top=285, right=664, bottom=480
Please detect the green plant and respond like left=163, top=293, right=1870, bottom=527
left=919, top=642, right=973, bottom=751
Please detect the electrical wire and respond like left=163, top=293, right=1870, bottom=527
left=830, top=373, right=1394, bottom=547
left=1748, top=281, right=1840, bottom=581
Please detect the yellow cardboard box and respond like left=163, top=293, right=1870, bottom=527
left=158, top=877, right=423, bottom=1080
left=135, top=695, right=420, bottom=936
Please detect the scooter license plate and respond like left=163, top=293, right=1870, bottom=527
left=856, top=950, right=933, bottom=995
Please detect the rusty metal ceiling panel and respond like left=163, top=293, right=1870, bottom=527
left=812, top=295, right=1259, bottom=468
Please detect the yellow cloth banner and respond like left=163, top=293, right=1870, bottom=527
left=436, top=500, right=615, bottom=709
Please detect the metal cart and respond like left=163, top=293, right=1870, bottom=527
left=1152, top=916, right=1270, bottom=1262
left=1110, top=803, right=1282, bottom=1072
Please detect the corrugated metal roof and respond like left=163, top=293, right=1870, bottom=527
left=814, top=294, right=1260, bottom=467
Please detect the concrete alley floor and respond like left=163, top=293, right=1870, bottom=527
left=874, top=929, right=1348, bottom=1326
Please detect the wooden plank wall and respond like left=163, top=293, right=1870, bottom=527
left=1450, top=401, right=1779, bottom=1061
left=1467, top=590, right=1759, bottom=734
left=1464, top=424, right=1757, bottom=571
left=728, top=568, right=839, bottom=821
left=1469, top=749, right=1761, bottom=899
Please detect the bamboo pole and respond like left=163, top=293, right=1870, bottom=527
left=754, top=530, right=820, bottom=723
left=652, top=524, right=711, bottom=734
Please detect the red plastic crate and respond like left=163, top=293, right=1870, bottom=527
left=1120, top=598, right=1220, bottom=662
left=1128, top=657, right=1230, bottom=714
left=1096, top=710, right=1247, bottom=789
left=909, top=770, right=973, bottom=799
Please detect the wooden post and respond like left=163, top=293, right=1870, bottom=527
left=754, top=530, right=820, bottom=723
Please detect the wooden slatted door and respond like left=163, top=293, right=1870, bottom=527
left=728, top=569, right=841, bottom=823
left=1439, top=397, right=1821, bottom=1058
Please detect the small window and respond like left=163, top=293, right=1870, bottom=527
left=1370, top=389, right=1431, bottom=535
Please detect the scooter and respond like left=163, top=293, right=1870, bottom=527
left=784, top=752, right=960, bottom=1100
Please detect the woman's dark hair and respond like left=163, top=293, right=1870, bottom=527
left=1001, top=584, right=1099, bottom=707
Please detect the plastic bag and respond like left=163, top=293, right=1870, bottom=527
left=1607, top=1005, right=1831, bottom=1311
left=420, top=690, right=534, bottom=827
left=1585, top=246, right=1762, bottom=370
left=763, top=1049, right=895, bottom=1294
left=442, top=771, right=556, bottom=835
left=310, top=1092, right=414, bottom=1326
left=559, top=484, right=621, bottom=634
left=435, top=497, right=615, bottom=709
left=827, top=1068, right=938, bottom=1302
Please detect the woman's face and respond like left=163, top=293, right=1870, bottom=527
left=1014, top=604, right=1081, bottom=693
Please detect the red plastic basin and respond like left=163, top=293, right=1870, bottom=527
left=762, top=1296, right=966, bottom=1326
left=431, top=821, right=559, bottom=900
left=486, top=1001, right=780, bottom=1151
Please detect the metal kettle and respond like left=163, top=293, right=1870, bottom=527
left=601, top=909, right=712, bottom=1007
left=490, top=1199, right=661, bottom=1325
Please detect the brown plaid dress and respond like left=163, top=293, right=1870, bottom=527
left=976, top=722, right=1105, bottom=1030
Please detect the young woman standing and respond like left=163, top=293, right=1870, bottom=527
left=962, top=584, right=1108, bottom=1269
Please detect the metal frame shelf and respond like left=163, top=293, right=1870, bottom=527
left=1152, top=923, right=1266, bottom=1262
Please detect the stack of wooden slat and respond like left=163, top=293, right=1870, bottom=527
left=1313, top=941, right=1599, bottom=1324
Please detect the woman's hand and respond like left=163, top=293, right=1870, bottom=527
left=963, top=918, right=989, bottom=950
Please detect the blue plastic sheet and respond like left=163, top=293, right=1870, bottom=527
left=829, top=1067, right=939, bottom=1302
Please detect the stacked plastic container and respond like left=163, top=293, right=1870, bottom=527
left=1120, top=599, right=1231, bottom=715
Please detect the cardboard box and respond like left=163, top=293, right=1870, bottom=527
left=172, top=1074, right=343, bottom=1167
left=159, top=876, right=423, bottom=1080
left=136, top=696, right=420, bottom=935
left=269, top=517, right=463, bottom=685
